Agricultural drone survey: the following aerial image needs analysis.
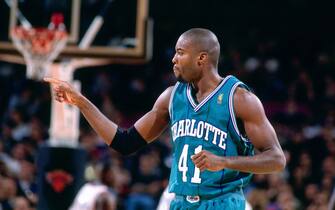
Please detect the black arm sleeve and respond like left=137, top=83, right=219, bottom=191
left=109, top=126, right=148, bottom=156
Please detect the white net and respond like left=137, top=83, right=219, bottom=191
left=11, top=26, right=68, bottom=80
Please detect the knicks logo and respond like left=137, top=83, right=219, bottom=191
left=217, top=94, right=223, bottom=104
left=46, top=169, right=73, bottom=193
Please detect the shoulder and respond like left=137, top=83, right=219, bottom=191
left=234, top=87, right=255, bottom=105
left=233, top=87, right=265, bottom=121
left=154, top=83, right=179, bottom=108
left=163, top=85, right=176, bottom=98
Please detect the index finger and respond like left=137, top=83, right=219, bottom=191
left=43, top=77, right=62, bottom=84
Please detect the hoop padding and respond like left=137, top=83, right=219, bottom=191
left=11, top=26, right=68, bottom=80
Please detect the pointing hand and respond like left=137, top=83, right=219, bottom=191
left=44, top=77, right=81, bottom=106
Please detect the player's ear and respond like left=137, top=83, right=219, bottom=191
left=197, top=52, right=208, bottom=66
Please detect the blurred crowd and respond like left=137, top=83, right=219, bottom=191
left=0, top=38, right=334, bottom=210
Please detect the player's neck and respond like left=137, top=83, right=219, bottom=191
left=191, top=71, right=222, bottom=98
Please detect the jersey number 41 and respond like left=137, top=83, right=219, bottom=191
left=178, top=144, right=202, bottom=184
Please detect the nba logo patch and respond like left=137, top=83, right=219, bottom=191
left=186, top=195, right=200, bottom=203
left=217, top=94, right=223, bottom=104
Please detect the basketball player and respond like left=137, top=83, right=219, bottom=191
left=45, top=28, right=286, bottom=210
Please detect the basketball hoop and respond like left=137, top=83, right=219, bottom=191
left=11, top=26, right=68, bottom=80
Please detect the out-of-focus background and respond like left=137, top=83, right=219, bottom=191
left=0, top=0, right=334, bottom=210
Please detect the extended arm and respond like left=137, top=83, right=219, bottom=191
left=192, top=87, right=286, bottom=174
left=44, top=77, right=172, bottom=153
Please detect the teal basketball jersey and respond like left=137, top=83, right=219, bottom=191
left=168, top=75, right=254, bottom=198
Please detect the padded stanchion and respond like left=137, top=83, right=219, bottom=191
left=36, top=145, right=87, bottom=210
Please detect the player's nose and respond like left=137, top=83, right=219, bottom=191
left=172, top=53, right=177, bottom=64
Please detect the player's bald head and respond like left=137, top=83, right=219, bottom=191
left=180, top=28, right=220, bottom=66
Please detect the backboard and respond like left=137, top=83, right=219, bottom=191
left=0, top=0, right=152, bottom=62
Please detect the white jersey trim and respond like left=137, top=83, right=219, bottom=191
left=228, top=82, right=249, bottom=143
left=187, top=75, right=232, bottom=112
left=169, top=82, right=180, bottom=119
